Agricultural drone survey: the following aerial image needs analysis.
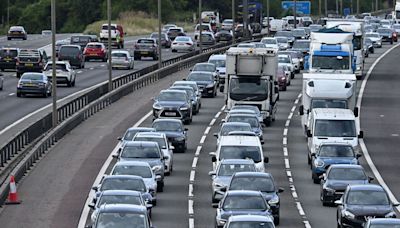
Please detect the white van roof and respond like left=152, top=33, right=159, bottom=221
left=219, top=135, right=261, bottom=147
left=311, top=108, right=356, bottom=120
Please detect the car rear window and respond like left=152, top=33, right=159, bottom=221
left=112, top=52, right=128, bottom=58
left=138, top=39, right=155, bottom=44
left=102, top=25, right=117, bottom=30
left=86, top=44, right=102, bottom=49
left=60, top=46, right=80, bottom=56
left=0, top=49, right=18, bottom=58
left=71, top=36, right=90, bottom=43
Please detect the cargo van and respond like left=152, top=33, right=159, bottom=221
left=306, top=108, right=363, bottom=164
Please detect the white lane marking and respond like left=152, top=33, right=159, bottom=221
left=283, top=92, right=311, bottom=227
left=77, top=110, right=152, bottom=228
left=209, top=118, right=216, bottom=126
left=192, top=157, right=198, bottom=168
left=357, top=42, right=400, bottom=208
left=199, top=135, right=206, bottom=144
left=8, top=93, right=15, bottom=96
left=100, top=64, right=105, bottom=67
left=214, top=111, right=222, bottom=119
left=380, top=114, right=384, bottom=118
left=204, top=126, right=211, bottom=135
left=188, top=184, right=194, bottom=197
left=89, top=67, right=94, bottom=70
left=189, top=170, right=196, bottom=182
left=391, top=134, right=399, bottom=137
left=188, top=199, right=194, bottom=214
left=77, top=71, right=83, bottom=74
left=298, top=93, right=302, bottom=99
left=195, top=146, right=202, bottom=156
left=189, top=218, right=195, bottom=228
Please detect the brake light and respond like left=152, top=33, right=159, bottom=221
left=83, top=48, right=87, bottom=54
left=77, top=54, right=81, bottom=60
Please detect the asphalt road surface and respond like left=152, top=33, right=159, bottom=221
left=0, top=41, right=399, bottom=228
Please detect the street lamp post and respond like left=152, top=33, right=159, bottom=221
left=266, top=0, right=270, bottom=35
left=107, top=0, right=112, bottom=92
left=294, top=0, right=297, bottom=29
left=7, top=0, right=10, bottom=26
left=325, top=0, right=328, bottom=16
left=199, top=0, right=202, bottom=53
left=51, top=0, right=57, bottom=127
left=243, top=0, right=249, bottom=38
left=232, top=0, right=235, bottom=43
left=158, top=0, right=162, bottom=69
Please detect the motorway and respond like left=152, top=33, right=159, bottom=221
left=0, top=39, right=400, bottom=228
left=0, top=33, right=193, bottom=130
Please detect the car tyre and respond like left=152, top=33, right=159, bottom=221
left=274, top=214, right=280, bottom=225
left=157, top=181, right=164, bottom=192
left=17, top=92, right=21, bottom=97
left=312, top=172, right=320, bottom=184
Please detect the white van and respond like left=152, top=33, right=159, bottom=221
left=270, top=19, right=287, bottom=32
left=209, top=135, right=268, bottom=172
left=306, top=108, right=363, bottom=164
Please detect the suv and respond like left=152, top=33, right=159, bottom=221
left=99, top=24, right=125, bottom=49
left=134, top=38, right=159, bottom=60
left=58, top=45, right=85, bottom=69
left=7, top=26, right=27, bottom=40
left=44, top=61, right=76, bottom=87
left=0, top=48, right=19, bottom=71
left=16, top=49, right=48, bottom=78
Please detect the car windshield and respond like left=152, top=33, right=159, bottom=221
left=112, top=52, right=128, bottom=58
left=230, top=176, right=275, bottom=192
left=71, top=36, right=90, bottom=43
left=318, top=145, right=354, bottom=157
left=293, top=29, right=306, bottom=37
left=171, top=88, right=194, bottom=98
left=193, top=64, right=215, bottom=72
left=138, top=39, right=154, bottom=44
left=312, top=56, right=350, bottom=70
left=123, top=129, right=154, bottom=141
left=220, top=146, right=262, bottom=163
left=121, top=145, right=160, bottom=159
left=229, top=78, right=268, bottom=101
left=314, top=120, right=356, bottom=137
left=101, top=25, right=117, bottom=30
left=276, top=31, right=293, bottom=38
left=223, top=20, right=233, bottom=24
left=217, top=164, right=255, bottom=176
left=175, top=37, right=189, bottom=42
left=346, top=190, right=390, bottom=205
left=328, top=168, right=366, bottom=180
left=157, top=91, right=186, bottom=102
left=223, top=195, right=267, bottom=210
left=96, top=212, right=146, bottom=228
left=98, top=195, right=142, bottom=207
left=187, top=73, right=213, bottom=82
left=134, top=137, right=166, bottom=148
left=45, top=63, right=67, bottom=71
left=228, top=221, right=274, bottom=228
left=377, top=29, right=391, bottom=34
left=0, top=49, right=18, bottom=57
left=311, top=99, right=348, bottom=109
left=100, top=178, right=146, bottom=192
left=152, top=121, right=182, bottom=132
left=261, top=39, right=277, bottom=44
left=112, top=165, right=152, bottom=178
left=278, top=56, right=290, bottom=63
left=232, top=106, right=260, bottom=115
left=21, top=74, right=43, bottom=80
left=366, top=33, right=380, bottom=38
left=276, top=37, right=288, bottom=43
left=60, top=46, right=79, bottom=56
left=208, top=59, right=226, bottom=68
left=227, top=116, right=259, bottom=128
left=221, top=124, right=252, bottom=136
left=86, top=44, right=102, bottom=49
left=293, top=41, right=310, bottom=49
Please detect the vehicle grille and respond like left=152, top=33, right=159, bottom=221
left=159, top=109, right=182, bottom=118
left=356, top=215, right=385, bottom=222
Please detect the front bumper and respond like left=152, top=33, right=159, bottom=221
left=153, top=107, right=190, bottom=121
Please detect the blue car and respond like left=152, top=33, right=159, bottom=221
left=311, top=143, right=361, bottom=183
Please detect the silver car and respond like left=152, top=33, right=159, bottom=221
left=209, top=159, right=256, bottom=204
left=171, top=36, right=195, bottom=52
left=133, top=132, right=174, bottom=176
left=110, top=161, right=160, bottom=201
left=111, top=50, right=134, bottom=70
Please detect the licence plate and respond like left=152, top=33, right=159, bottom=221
left=179, top=43, right=184, bottom=45
left=4, top=58, right=11, bottom=61
left=26, top=83, right=35, bottom=87
left=165, top=112, right=176, bottom=117
left=25, top=63, right=33, bottom=67
left=90, top=53, right=97, bottom=56
left=141, top=51, right=148, bottom=54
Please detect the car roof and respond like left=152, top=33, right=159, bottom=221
left=46, top=61, right=68, bottom=65
left=228, top=214, right=274, bottom=223
left=1, top=47, right=19, bottom=51
left=61, top=44, right=81, bottom=48
left=160, top=89, right=187, bottom=95
left=170, top=86, right=195, bottom=91
left=189, top=71, right=214, bottom=76
left=126, top=127, right=155, bottom=132
left=112, top=50, right=130, bottom=54
left=328, top=164, right=364, bottom=169
left=98, top=204, right=147, bottom=213
left=174, top=81, right=198, bottom=85
left=134, top=132, right=166, bottom=138
left=311, top=108, right=355, bottom=119
left=227, top=113, right=258, bottom=119
left=369, top=218, right=400, bottom=224
left=114, top=161, right=151, bottom=167
left=101, top=190, right=143, bottom=197
left=103, top=175, right=144, bottom=180
left=226, top=190, right=264, bottom=196
left=348, top=184, right=385, bottom=191
left=229, top=109, right=257, bottom=114
left=220, top=159, right=255, bottom=165
left=221, top=122, right=251, bottom=127
left=219, top=135, right=261, bottom=146
left=152, top=118, right=183, bottom=124
left=195, top=62, right=215, bottom=66
left=233, top=171, right=273, bottom=178
left=124, top=141, right=159, bottom=147
left=208, top=54, right=226, bottom=60
left=21, top=72, right=45, bottom=77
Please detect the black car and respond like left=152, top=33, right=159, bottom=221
left=17, top=72, right=52, bottom=97
left=167, top=27, right=185, bottom=41
left=320, top=164, right=372, bottom=206
left=151, top=119, right=188, bottom=153
left=58, top=45, right=85, bottom=69
left=224, top=172, right=284, bottom=225
left=336, top=184, right=399, bottom=228
left=152, top=89, right=193, bottom=124
left=215, top=30, right=233, bottom=42
left=186, top=71, right=217, bottom=97
left=16, top=49, right=48, bottom=78
left=0, top=48, right=19, bottom=71
left=364, top=38, right=375, bottom=57
left=377, top=28, right=394, bottom=44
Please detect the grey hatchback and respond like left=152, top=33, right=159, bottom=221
left=58, top=45, right=85, bottom=69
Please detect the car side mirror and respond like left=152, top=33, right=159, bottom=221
left=92, top=186, right=98, bottom=191
left=155, top=175, right=162, bottom=182
left=162, top=146, right=167, bottom=149
left=219, top=85, right=224, bottom=93
left=334, top=200, right=342, bottom=206
left=368, top=176, right=374, bottom=182
left=88, top=203, right=95, bottom=209
left=117, top=137, right=122, bottom=141
left=278, top=187, right=284, bottom=193
left=213, top=133, right=218, bottom=138
left=306, top=129, right=312, bottom=137
left=311, top=152, right=316, bottom=157
left=184, top=128, right=189, bottom=131
left=354, top=107, right=359, bottom=117
left=358, top=131, right=364, bottom=138
left=260, top=140, right=265, bottom=145
left=356, top=153, right=362, bottom=158
left=208, top=171, right=216, bottom=176
left=170, top=145, right=175, bottom=150
left=189, top=68, right=192, bottom=71
left=211, top=156, right=217, bottom=162
left=264, top=157, right=269, bottom=163
left=112, top=154, right=119, bottom=159
left=393, top=203, right=400, bottom=207
left=299, top=105, right=304, bottom=115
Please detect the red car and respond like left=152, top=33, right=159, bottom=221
left=277, top=64, right=290, bottom=91
left=83, top=42, right=107, bottom=62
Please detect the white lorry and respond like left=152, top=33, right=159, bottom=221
left=308, top=31, right=354, bottom=75
left=221, top=47, right=279, bottom=125
left=325, top=20, right=365, bottom=79
left=306, top=108, right=363, bottom=164
left=299, top=73, right=358, bottom=134
left=395, top=0, right=400, bottom=23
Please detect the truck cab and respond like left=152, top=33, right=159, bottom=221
left=306, top=108, right=363, bottom=165
left=221, top=47, right=279, bottom=126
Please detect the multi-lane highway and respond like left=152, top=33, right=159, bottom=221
left=0, top=33, right=194, bottom=130
left=0, top=33, right=399, bottom=228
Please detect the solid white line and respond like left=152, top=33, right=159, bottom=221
left=192, top=157, right=198, bottom=168
left=77, top=110, right=152, bottom=228
left=199, top=135, right=206, bottom=144
left=356, top=43, right=400, bottom=208
left=204, top=126, right=211, bottom=135
left=189, top=170, right=196, bottom=182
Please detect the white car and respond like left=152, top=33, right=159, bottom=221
left=208, top=54, right=226, bottom=85
left=111, top=50, right=134, bottom=70
left=133, top=132, right=174, bottom=175
left=260, top=37, right=279, bottom=49
left=162, top=24, right=177, bottom=33
left=44, top=61, right=76, bottom=87
left=171, top=36, right=195, bottom=52
left=278, top=54, right=295, bottom=79
left=221, top=19, right=234, bottom=30
left=365, top=32, right=383, bottom=48
left=275, top=36, right=289, bottom=50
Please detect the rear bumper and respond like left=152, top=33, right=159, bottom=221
left=0, top=61, right=17, bottom=69
left=134, top=50, right=157, bottom=57
left=17, top=87, right=47, bottom=94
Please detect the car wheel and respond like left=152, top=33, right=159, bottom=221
left=43, top=91, right=48, bottom=98
left=16, top=72, right=21, bottom=78
left=291, top=72, right=295, bottom=79
left=7, top=37, right=11, bottom=40
left=312, top=172, right=320, bottom=184
left=17, top=92, right=21, bottom=97
left=157, top=181, right=164, bottom=192
left=283, top=86, right=287, bottom=91
left=274, top=214, right=280, bottom=225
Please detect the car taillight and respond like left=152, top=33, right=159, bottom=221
left=77, top=54, right=81, bottom=60
left=83, top=48, right=87, bottom=54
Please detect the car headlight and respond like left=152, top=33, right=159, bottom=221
left=175, top=136, right=185, bottom=141
left=206, top=83, right=214, bottom=88
left=268, top=195, right=279, bottom=205
left=343, top=210, right=355, bottom=219
left=153, top=104, right=162, bottom=110
left=180, top=106, right=189, bottom=111
left=315, top=160, right=324, bottom=168
left=152, top=165, right=163, bottom=172
left=385, top=211, right=396, bottom=218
